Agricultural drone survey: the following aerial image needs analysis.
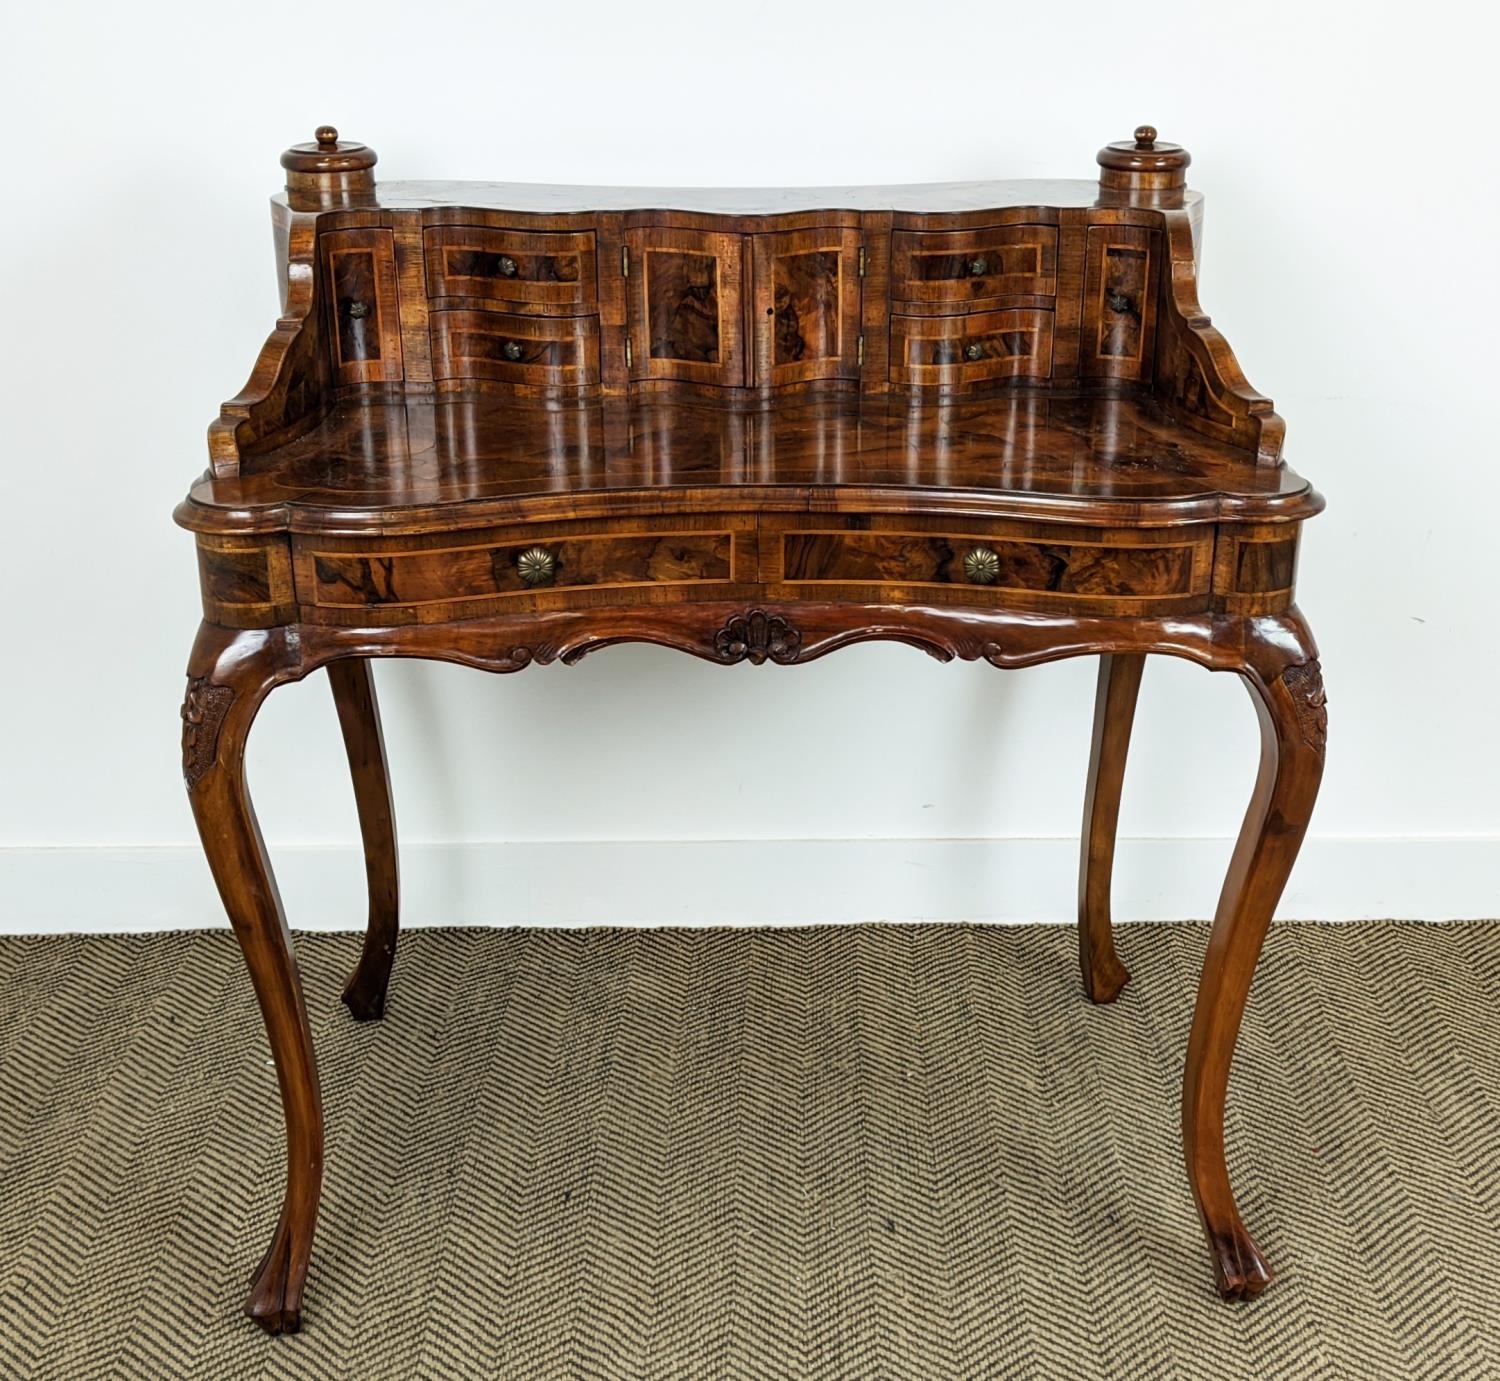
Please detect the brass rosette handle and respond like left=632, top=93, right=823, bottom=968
left=963, top=547, right=1001, bottom=584
left=516, top=546, right=558, bottom=586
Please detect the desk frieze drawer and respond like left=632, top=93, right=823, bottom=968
left=890, top=309, right=1054, bottom=387
left=424, top=226, right=597, bottom=311
left=764, top=515, right=1214, bottom=614
left=293, top=517, right=758, bottom=623
left=431, top=309, right=601, bottom=390
left=891, top=225, right=1058, bottom=303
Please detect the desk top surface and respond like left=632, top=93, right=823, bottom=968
left=308, top=177, right=1199, bottom=216
left=182, top=392, right=1317, bottom=535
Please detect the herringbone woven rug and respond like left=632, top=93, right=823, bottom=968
left=2, top=922, right=1498, bottom=1379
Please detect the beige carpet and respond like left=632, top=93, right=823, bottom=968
left=2, top=922, right=1499, bottom=1379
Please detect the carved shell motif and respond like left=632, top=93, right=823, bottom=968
left=714, top=610, right=802, bottom=666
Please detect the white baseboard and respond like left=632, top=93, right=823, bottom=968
left=0, top=837, right=1494, bottom=933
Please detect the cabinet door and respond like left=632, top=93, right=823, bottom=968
left=322, top=228, right=404, bottom=385
left=626, top=228, right=744, bottom=386
left=750, top=227, right=862, bottom=387
left=1081, top=226, right=1158, bottom=381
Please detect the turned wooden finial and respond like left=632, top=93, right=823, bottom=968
left=280, top=125, right=378, bottom=210
left=1097, top=123, right=1190, bottom=200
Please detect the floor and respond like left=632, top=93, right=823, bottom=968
left=1, top=921, right=1497, bottom=1379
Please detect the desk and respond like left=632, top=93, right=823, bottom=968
left=177, top=127, right=1325, bottom=1333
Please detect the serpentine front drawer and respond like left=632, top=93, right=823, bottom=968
left=292, top=515, right=759, bottom=624
left=891, top=225, right=1059, bottom=304
left=761, top=514, right=1215, bottom=614
left=423, top=226, right=598, bottom=311
left=430, top=309, right=601, bottom=390
left=889, top=309, right=1055, bottom=387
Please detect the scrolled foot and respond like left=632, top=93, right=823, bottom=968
left=243, top=1219, right=307, bottom=1335
left=1208, top=1223, right=1274, bottom=1301
left=340, top=955, right=391, bottom=1022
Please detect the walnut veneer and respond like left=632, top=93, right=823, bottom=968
left=177, top=125, right=1326, bottom=1333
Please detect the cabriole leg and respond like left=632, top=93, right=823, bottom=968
left=328, top=658, right=400, bottom=1021
left=182, top=623, right=321, bottom=1335
left=1078, top=652, right=1145, bottom=1003
left=1183, top=648, right=1325, bottom=1299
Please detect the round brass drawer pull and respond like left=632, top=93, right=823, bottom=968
left=964, top=342, right=984, bottom=361
left=516, top=546, right=558, bottom=586
left=968, top=256, right=988, bottom=277
left=963, top=547, right=1001, bottom=584
left=502, top=340, right=525, bottom=361
left=497, top=254, right=518, bottom=277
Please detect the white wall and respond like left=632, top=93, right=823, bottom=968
left=1, top=0, right=1495, bottom=930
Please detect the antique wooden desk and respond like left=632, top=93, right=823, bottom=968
left=176, top=127, right=1325, bottom=1333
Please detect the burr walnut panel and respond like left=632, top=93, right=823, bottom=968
left=890, top=309, right=1055, bottom=387
left=321, top=228, right=403, bottom=385
left=195, top=536, right=297, bottom=628
left=1211, top=522, right=1302, bottom=614
left=422, top=226, right=597, bottom=311
left=891, top=225, right=1059, bottom=304
left=430, top=309, right=600, bottom=390
left=626, top=229, right=745, bottom=387
left=1082, top=225, right=1158, bottom=380
left=750, top=227, right=863, bottom=387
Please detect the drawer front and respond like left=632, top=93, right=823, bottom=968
left=765, top=516, right=1213, bottom=614
left=431, top=309, right=600, bottom=388
left=424, top=226, right=597, bottom=310
left=295, top=517, right=759, bottom=622
left=891, top=226, right=1058, bottom=304
left=890, top=309, right=1054, bottom=386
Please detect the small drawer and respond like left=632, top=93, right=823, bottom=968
left=891, top=226, right=1057, bottom=303
left=295, top=516, right=757, bottom=621
left=890, top=309, right=1053, bottom=387
left=764, top=515, right=1214, bottom=614
left=431, top=309, right=600, bottom=389
left=424, top=226, right=597, bottom=310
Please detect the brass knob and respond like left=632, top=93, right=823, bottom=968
left=1106, top=291, right=1133, bottom=313
left=964, top=342, right=984, bottom=361
left=963, top=547, right=1001, bottom=585
left=968, top=256, right=988, bottom=277
left=502, top=340, right=525, bottom=361
left=346, top=300, right=371, bottom=319
left=1134, top=124, right=1157, bottom=148
left=497, top=254, right=518, bottom=277
left=516, top=547, right=557, bottom=586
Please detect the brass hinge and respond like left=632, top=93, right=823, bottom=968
left=625, top=337, right=633, bottom=368
left=621, top=244, right=630, bottom=276
left=857, top=246, right=866, bottom=278
left=857, top=335, right=865, bottom=366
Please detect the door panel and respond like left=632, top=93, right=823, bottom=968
left=626, top=229, right=745, bottom=386
left=751, top=227, right=862, bottom=387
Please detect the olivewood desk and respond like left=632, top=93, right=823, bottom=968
left=177, top=126, right=1325, bottom=1333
